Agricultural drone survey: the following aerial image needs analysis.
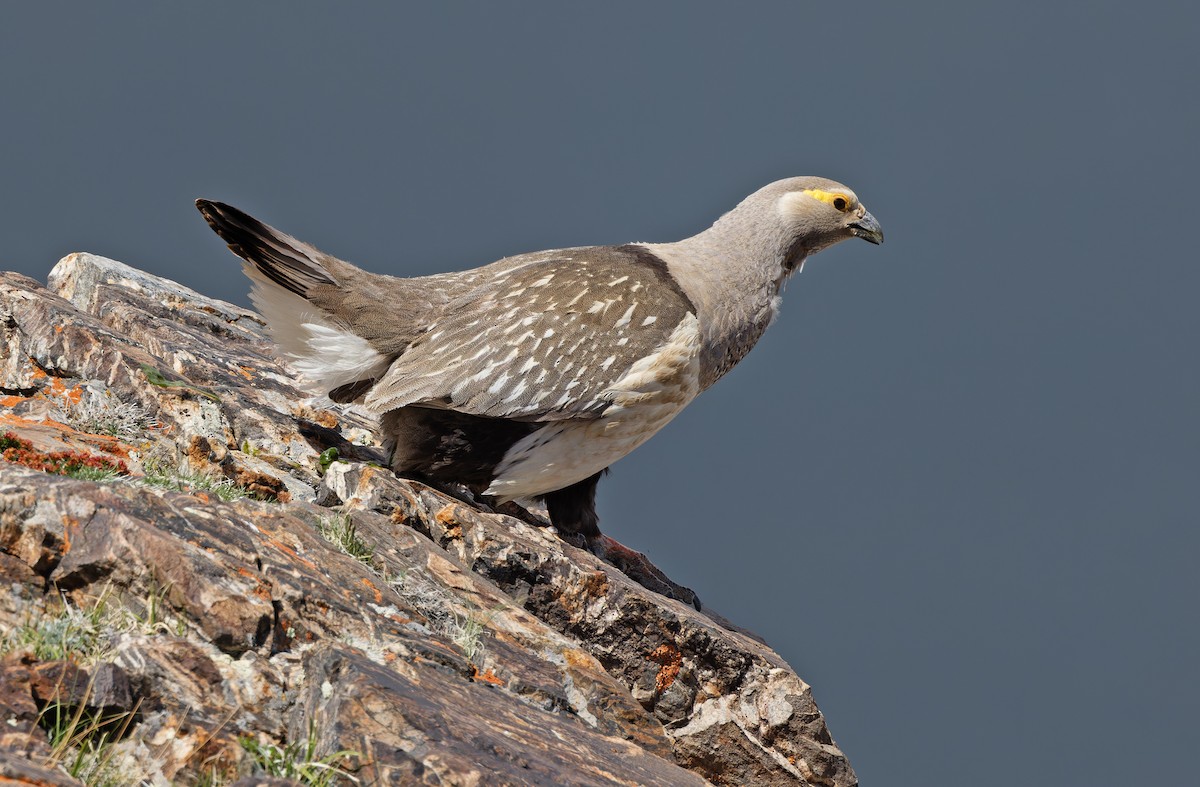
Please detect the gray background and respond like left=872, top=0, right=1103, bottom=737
left=3, top=3, right=1196, bottom=784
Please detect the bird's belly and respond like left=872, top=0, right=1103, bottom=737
left=485, top=313, right=701, bottom=500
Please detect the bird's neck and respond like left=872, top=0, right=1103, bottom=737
left=642, top=217, right=799, bottom=390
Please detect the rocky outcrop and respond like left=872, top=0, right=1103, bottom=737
left=0, top=253, right=855, bottom=786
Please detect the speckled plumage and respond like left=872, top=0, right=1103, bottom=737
left=196, top=177, right=882, bottom=562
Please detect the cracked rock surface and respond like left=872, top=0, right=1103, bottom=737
left=0, top=253, right=855, bottom=786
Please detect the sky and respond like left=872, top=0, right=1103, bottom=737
left=2, top=3, right=1197, bottom=784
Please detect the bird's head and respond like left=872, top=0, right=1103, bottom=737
left=770, top=176, right=883, bottom=268
left=705, top=176, right=883, bottom=275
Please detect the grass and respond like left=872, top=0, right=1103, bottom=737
left=1, top=584, right=184, bottom=664
left=240, top=722, right=359, bottom=786
left=2, top=587, right=188, bottom=785
left=138, top=456, right=250, bottom=502
left=448, top=612, right=489, bottom=663
left=39, top=687, right=143, bottom=787
left=317, top=513, right=375, bottom=565
left=64, top=465, right=126, bottom=483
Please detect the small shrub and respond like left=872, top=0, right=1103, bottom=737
left=1, top=432, right=130, bottom=478
left=53, top=391, right=158, bottom=441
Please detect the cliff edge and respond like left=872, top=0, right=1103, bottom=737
left=0, top=253, right=855, bottom=786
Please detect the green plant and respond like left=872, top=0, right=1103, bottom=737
left=64, top=465, right=125, bottom=483
left=387, top=571, right=495, bottom=665
left=317, top=514, right=374, bottom=565
left=139, top=363, right=221, bottom=402
left=1, top=431, right=130, bottom=478
left=2, top=593, right=120, bottom=664
left=449, top=612, right=488, bottom=663
left=239, top=723, right=359, bottom=786
left=38, top=680, right=143, bottom=786
left=1, top=585, right=183, bottom=664
left=138, top=457, right=250, bottom=502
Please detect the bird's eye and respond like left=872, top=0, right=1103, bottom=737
left=832, top=196, right=849, bottom=211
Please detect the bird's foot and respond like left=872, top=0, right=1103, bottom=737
left=584, top=534, right=701, bottom=611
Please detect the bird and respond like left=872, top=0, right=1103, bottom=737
left=196, top=177, right=882, bottom=606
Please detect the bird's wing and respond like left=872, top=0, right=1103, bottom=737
left=363, top=245, right=696, bottom=421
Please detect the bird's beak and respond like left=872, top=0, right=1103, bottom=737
left=849, top=210, right=884, bottom=245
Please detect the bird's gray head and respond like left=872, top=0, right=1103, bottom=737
left=702, top=176, right=883, bottom=274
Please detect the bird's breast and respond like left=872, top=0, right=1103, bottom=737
left=485, top=313, right=702, bottom=500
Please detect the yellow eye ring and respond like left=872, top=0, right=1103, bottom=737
left=800, top=188, right=856, bottom=212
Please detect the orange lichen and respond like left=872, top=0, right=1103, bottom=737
left=472, top=666, right=504, bottom=686
left=580, top=570, right=609, bottom=598
left=360, top=577, right=384, bottom=605
left=46, top=378, right=83, bottom=404
left=647, top=643, right=682, bottom=693
left=262, top=537, right=317, bottom=571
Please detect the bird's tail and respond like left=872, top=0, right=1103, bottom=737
left=195, top=199, right=391, bottom=399
left=195, top=199, right=339, bottom=298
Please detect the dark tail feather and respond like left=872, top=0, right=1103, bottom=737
left=195, top=199, right=337, bottom=298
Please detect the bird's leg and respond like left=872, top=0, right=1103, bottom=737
left=542, top=471, right=604, bottom=547
left=543, top=472, right=702, bottom=610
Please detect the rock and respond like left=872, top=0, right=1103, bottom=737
left=0, top=751, right=84, bottom=786
left=0, top=254, right=857, bottom=786
left=299, top=643, right=708, bottom=785
left=28, top=661, right=133, bottom=715
left=0, top=654, right=48, bottom=761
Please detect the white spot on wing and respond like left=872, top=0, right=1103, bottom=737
left=487, top=372, right=511, bottom=395
left=614, top=303, right=637, bottom=328
left=505, top=380, right=528, bottom=402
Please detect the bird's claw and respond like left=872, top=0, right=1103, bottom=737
left=585, top=534, right=701, bottom=610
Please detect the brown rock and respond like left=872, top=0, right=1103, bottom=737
left=29, top=661, right=132, bottom=715
left=0, top=255, right=856, bottom=786
left=0, top=654, right=48, bottom=760
left=298, top=644, right=708, bottom=786
left=0, top=751, right=83, bottom=786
